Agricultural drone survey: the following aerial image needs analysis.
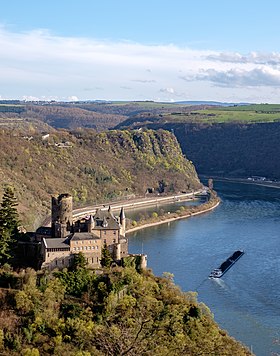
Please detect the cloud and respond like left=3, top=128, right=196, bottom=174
left=131, top=79, right=156, bottom=83
left=1, top=26, right=280, bottom=102
left=184, top=67, right=280, bottom=87
left=120, top=86, right=132, bottom=90
left=68, top=95, right=79, bottom=101
left=206, top=52, right=280, bottom=66
left=160, top=87, right=175, bottom=94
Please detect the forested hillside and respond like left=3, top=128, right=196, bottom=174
left=0, top=101, right=204, bottom=132
left=116, top=104, right=280, bottom=179
left=123, top=121, right=280, bottom=178
left=0, top=128, right=201, bottom=229
left=0, top=264, right=252, bottom=355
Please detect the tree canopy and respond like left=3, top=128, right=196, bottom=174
left=0, top=186, right=20, bottom=264
left=0, top=264, right=253, bottom=355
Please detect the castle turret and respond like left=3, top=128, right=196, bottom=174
left=114, top=243, right=121, bottom=260
left=87, top=215, right=95, bottom=232
left=51, top=193, right=73, bottom=238
left=119, top=207, right=126, bottom=236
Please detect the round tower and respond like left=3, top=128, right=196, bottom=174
left=119, top=207, right=126, bottom=236
left=51, top=193, right=73, bottom=238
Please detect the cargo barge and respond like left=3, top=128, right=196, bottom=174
left=209, top=250, right=245, bottom=278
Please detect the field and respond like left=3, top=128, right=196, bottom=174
left=161, top=104, right=280, bottom=124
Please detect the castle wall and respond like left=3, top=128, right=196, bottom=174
left=70, top=238, right=102, bottom=254
left=99, top=229, right=119, bottom=246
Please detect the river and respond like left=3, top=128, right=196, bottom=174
left=128, top=181, right=280, bottom=356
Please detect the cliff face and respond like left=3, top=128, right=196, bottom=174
left=140, top=122, right=280, bottom=179
left=0, top=128, right=201, bottom=228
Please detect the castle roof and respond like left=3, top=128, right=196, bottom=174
left=93, top=209, right=120, bottom=230
left=119, top=206, right=125, bottom=223
left=43, top=237, right=70, bottom=250
left=71, top=232, right=100, bottom=241
left=36, top=226, right=52, bottom=236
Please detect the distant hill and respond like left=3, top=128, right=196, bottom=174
left=0, top=128, right=201, bottom=229
left=174, top=100, right=252, bottom=106
left=0, top=100, right=244, bottom=132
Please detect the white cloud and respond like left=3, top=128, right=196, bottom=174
left=68, top=95, right=79, bottom=101
left=160, top=87, right=175, bottom=94
left=184, top=67, right=280, bottom=88
left=206, top=51, right=280, bottom=66
left=0, top=26, right=280, bottom=102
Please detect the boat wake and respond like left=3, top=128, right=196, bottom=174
left=211, top=277, right=228, bottom=290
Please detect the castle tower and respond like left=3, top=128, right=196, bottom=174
left=114, top=243, right=121, bottom=260
left=51, top=193, right=73, bottom=238
left=87, top=215, right=95, bottom=232
left=119, top=207, right=126, bottom=237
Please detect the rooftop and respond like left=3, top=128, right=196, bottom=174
left=43, top=237, right=70, bottom=249
left=71, top=232, right=100, bottom=241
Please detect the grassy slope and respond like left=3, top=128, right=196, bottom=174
left=0, top=128, right=201, bottom=229
left=161, top=104, right=280, bottom=125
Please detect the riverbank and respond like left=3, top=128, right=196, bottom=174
left=201, top=175, right=280, bottom=190
left=72, top=190, right=203, bottom=220
left=127, top=191, right=220, bottom=234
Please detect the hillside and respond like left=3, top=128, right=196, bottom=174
left=0, top=128, right=201, bottom=229
left=0, top=101, right=213, bottom=132
left=115, top=104, right=280, bottom=179
left=0, top=264, right=252, bottom=355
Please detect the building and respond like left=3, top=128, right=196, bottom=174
left=40, top=194, right=128, bottom=270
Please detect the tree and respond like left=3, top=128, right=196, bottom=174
left=101, top=244, right=113, bottom=268
left=72, top=252, right=87, bottom=270
left=0, top=185, right=20, bottom=264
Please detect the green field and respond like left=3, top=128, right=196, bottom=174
left=160, top=104, right=280, bottom=124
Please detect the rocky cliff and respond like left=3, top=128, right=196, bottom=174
left=0, top=128, right=201, bottom=228
left=131, top=121, right=280, bottom=179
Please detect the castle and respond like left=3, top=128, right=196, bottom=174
left=39, top=193, right=132, bottom=270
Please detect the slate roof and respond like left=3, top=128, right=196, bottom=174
left=36, top=226, right=52, bottom=236
left=71, top=232, right=100, bottom=241
left=93, top=209, right=120, bottom=230
left=43, top=238, right=70, bottom=249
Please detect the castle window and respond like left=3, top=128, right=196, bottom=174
left=76, top=241, right=78, bottom=245
left=113, top=231, right=116, bottom=235
left=113, top=239, right=116, bottom=243
left=73, top=247, right=76, bottom=251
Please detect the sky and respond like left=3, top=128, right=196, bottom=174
left=1, top=0, right=280, bottom=102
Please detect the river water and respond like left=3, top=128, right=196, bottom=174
left=128, top=181, right=280, bottom=356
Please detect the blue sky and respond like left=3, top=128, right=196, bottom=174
left=1, top=0, right=280, bottom=102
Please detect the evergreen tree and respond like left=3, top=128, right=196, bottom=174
left=72, top=252, right=87, bottom=270
left=101, top=244, right=113, bottom=267
left=0, top=185, right=20, bottom=264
